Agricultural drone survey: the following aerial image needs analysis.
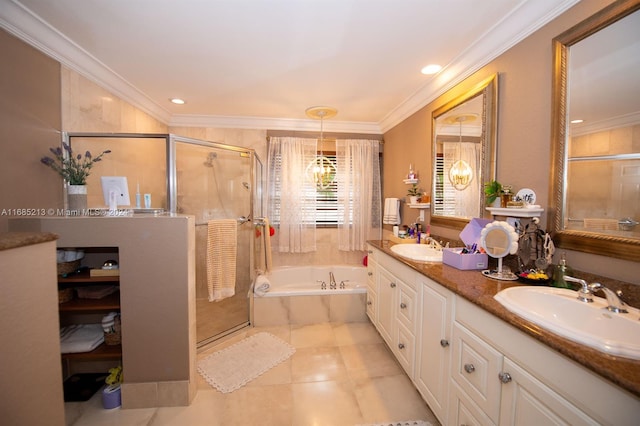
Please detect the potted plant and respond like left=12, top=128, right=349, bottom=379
left=407, top=183, right=421, bottom=204
left=484, top=180, right=502, bottom=206
left=41, top=142, right=111, bottom=211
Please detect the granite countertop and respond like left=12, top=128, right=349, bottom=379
left=368, top=240, right=640, bottom=398
left=0, top=232, right=58, bottom=251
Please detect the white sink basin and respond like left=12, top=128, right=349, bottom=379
left=390, top=244, right=443, bottom=262
left=495, top=286, right=640, bottom=359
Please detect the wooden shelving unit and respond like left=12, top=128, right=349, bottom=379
left=58, top=253, right=122, bottom=365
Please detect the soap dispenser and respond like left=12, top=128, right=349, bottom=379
left=552, top=252, right=573, bottom=288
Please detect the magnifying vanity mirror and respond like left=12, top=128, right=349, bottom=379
left=432, top=74, right=498, bottom=230
left=480, top=221, right=519, bottom=281
left=550, top=0, right=640, bottom=262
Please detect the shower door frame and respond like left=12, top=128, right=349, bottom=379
left=64, top=132, right=261, bottom=345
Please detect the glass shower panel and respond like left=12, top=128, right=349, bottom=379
left=68, top=135, right=167, bottom=209
left=173, top=139, right=253, bottom=345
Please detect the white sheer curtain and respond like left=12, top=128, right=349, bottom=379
left=336, top=139, right=382, bottom=251
left=446, top=142, right=480, bottom=218
left=267, top=137, right=317, bottom=253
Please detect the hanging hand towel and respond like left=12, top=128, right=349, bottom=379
left=383, top=198, right=401, bottom=225
left=206, top=219, right=237, bottom=302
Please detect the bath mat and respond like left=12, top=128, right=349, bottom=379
left=356, top=422, right=432, bottom=426
left=198, top=332, right=295, bottom=393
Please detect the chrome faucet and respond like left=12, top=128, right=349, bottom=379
left=564, top=275, right=628, bottom=313
left=425, top=237, right=443, bottom=251
left=588, top=282, right=629, bottom=313
left=329, top=272, right=337, bottom=289
left=564, top=275, right=593, bottom=303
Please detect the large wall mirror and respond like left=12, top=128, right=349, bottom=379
left=431, top=74, right=498, bottom=230
left=550, top=0, right=640, bottom=262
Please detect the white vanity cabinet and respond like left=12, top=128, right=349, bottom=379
left=368, top=245, right=419, bottom=376
left=365, top=247, right=378, bottom=322
left=414, top=275, right=454, bottom=424
left=453, top=296, right=639, bottom=426
left=368, top=246, right=640, bottom=426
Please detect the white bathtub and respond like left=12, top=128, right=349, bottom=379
left=258, top=265, right=367, bottom=297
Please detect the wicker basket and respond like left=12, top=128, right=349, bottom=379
left=57, top=259, right=81, bottom=276
left=104, top=315, right=121, bottom=346
left=58, top=287, right=74, bottom=304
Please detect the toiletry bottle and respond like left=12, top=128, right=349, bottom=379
left=135, top=182, right=141, bottom=209
left=552, top=252, right=573, bottom=288
left=408, top=164, right=416, bottom=180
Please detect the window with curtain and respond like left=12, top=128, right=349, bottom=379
left=337, top=139, right=382, bottom=251
left=267, top=137, right=382, bottom=252
left=266, top=137, right=317, bottom=253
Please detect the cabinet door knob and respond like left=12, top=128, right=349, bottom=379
left=400, top=302, right=407, bottom=309
left=368, top=271, right=373, bottom=276
left=464, top=363, right=475, bottom=374
left=499, top=372, right=512, bottom=383
left=367, top=301, right=372, bottom=305
left=390, top=282, right=396, bottom=288
left=440, top=339, right=449, bottom=347
left=398, top=343, right=405, bottom=349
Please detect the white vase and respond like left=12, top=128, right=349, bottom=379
left=68, top=184, right=88, bottom=212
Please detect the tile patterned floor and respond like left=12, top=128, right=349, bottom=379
left=65, top=321, right=439, bottom=426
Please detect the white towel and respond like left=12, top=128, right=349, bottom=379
left=206, top=219, right=237, bottom=302
left=383, top=198, right=401, bottom=224
left=60, top=324, right=104, bottom=354
left=253, top=275, right=271, bottom=296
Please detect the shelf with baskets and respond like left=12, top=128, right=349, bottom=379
left=57, top=247, right=122, bottom=366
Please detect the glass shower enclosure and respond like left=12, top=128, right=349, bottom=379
left=66, top=133, right=262, bottom=347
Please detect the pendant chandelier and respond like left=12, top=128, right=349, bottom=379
left=448, top=114, right=475, bottom=191
left=305, top=106, right=337, bottom=190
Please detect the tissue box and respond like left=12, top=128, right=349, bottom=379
left=443, top=248, right=488, bottom=270
left=442, top=218, right=492, bottom=270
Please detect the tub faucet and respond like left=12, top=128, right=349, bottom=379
left=329, top=272, right=337, bottom=289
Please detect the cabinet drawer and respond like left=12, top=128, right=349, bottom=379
left=366, top=259, right=377, bottom=290
left=381, top=255, right=416, bottom=289
left=451, top=321, right=502, bottom=424
left=395, top=322, right=416, bottom=377
left=397, top=280, right=417, bottom=333
left=366, top=289, right=376, bottom=322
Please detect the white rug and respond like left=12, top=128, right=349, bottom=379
left=198, top=332, right=295, bottom=393
left=356, top=422, right=432, bottom=426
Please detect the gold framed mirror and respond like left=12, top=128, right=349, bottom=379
left=550, top=0, right=640, bottom=262
left=431, top=74, right=498, bottom=230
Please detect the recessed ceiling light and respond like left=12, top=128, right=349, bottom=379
left=571, top=119, right=584, bottom=124
left=421, top=64, right=442, bottom=75
left=170, top=98, right=186, bottom=105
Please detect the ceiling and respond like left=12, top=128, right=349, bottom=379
left=1, top=0, right=579, bottom=133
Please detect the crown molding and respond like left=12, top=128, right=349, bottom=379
left=3, top=0, right=578, bottom=134
left=571, top=111, right=640, bottom=137
left=169, top=114, right=382, bottom=134
left=378, top=0, right=580, bottom=133
left=1, top=0, right=172, bottom=124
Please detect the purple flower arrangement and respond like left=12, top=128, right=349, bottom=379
left=41, top=142, right=111, bottom=185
